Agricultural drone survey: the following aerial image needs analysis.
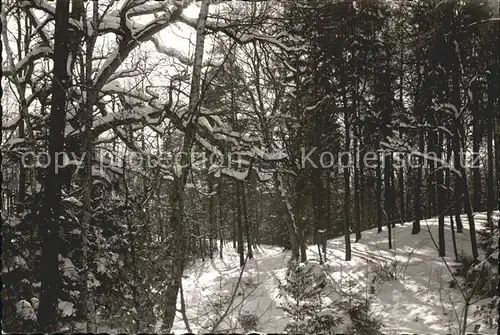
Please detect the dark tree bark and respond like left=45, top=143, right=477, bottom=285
left=398, top=140, right=405, bottom=223
left=274, top=173, right=300, bottom=260
left=376, top=152, right=383, bottom=233
left=390, top=160, right=397, bottom=228
left=207, top=161, right=215, bottom=259
left=496, top=102, right=500, bottom=213
left=17, top=118, right=25, bottom=213
left=323, top=172, right=331, bottom=260
left=412, top=127, right=424, bottom=234
left=236, top=181, right=245, bottom=266
left=37, top=0, right=71, bottom=331
left=471, top=84, right=482, bottom=212
left=359, top=140, right=366, bottom=230
left=342, top=78, right=352, bottom=261
left=486, top=77, right=495, bottom=225
left=312, top=167, right=325, bottom=262
left=295, top=174, right=308, bottom=262
left=437, top=130, right=445, bottom=257
left=354, top=137, right=361, bottom=242
left=241, top=183, right=253, bottom=259
left=343, top=158, right=352, bottom=260
left=446, top=138, right=459, bottom=261
left=453, top=147, right=464, bottom=233
left=427, top=131, right=437, bottom=218
left=231, top=191, right=237, bottom=249
left=384, top=153, right=393, bottom=249
left=218, top=181, right=224, bottom=259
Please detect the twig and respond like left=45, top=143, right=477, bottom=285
left=211, top=255, right=249, bottom=331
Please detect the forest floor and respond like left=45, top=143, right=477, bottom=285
left=169, top=212, right=499, bottom=334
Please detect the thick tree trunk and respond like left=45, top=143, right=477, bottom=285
left=451, top=114, right=479, bottom=260
left=275, top=174, right=300, bottom=260
left=37, top=0, right=70, bottom=331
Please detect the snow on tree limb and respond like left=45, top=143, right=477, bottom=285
left=149, top=36, right=192, bottom=65
left=2, top=46, right=53, bottom=76
left=179, top=13, right=306, bottom=52
left=93, top=5, right=184, bottom=96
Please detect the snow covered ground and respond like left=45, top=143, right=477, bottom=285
left=169, top=212, right=499, bottom=334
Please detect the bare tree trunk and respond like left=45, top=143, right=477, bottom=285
left=384, top=153, right=393, bottom=249
left=398, top=156, right=405, bottom=224
left=323, top=172, right=331, bottom=260
left=241, top=182, right=253, bottom=259
left=354, top=137, right=361, bottom=242
left=496, top=103, right=500, bottom=213
left=437, top=129, right=445, bottom=257
left=471, top=88, right=482, bottom=212
left=161, top=1, right=210, bottom=331
left=413, top=127, right=424, bottom=234
left=453, top=118, right=479, bottom=260
left=231, top=191, right=237, bottom=249
left=218, top=181, right=224, bottom=259
left=446, top=139, right=459, bottom=261
left=376, top=152, right=383, bottom=233
left=37, top=0, right=70, bottom=331
left=343, top=149, right=352, bottom=260
left=295, top=174, right=308, bottom=262
left=359, top=141, right=365, bottom=231
left=427, top=132, right=437, bottom=218
left=207, top=161, right=215, bottom=259
left=275, top=174, right=300, bottom=260
left=487, top=79, right=495, bottom=226
left=17, top=114, right=26, bottom=213
left=342, top=84, right=352, bottom=260
left=80, top=1, right=98, bottom=328
left=236, top=181, right=245, bottom=266
left=453, top=147, right=464, bottom=233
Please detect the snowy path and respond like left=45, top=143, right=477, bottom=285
left=170, top=212, right=498, bottom=334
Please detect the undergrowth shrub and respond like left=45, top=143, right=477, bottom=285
left=238, top=312, right=259, bottom=332
left=346, top=299, right=383, bottom=335
left=278, top=259, right=382, bottom=334
left=449, top=221, right=499, bottom=331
